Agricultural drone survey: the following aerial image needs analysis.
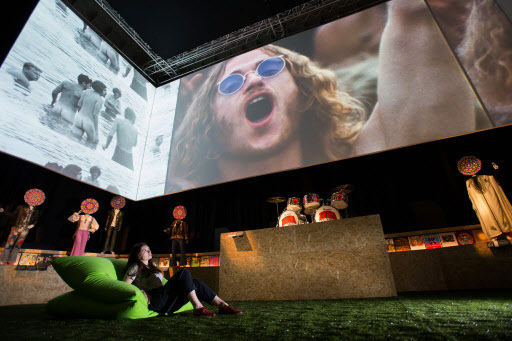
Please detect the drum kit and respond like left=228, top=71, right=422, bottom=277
left=267, top=184, right=355, bottom=227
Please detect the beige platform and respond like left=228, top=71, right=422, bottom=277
left=219, top=215, right=397, bottom=301
left=390, top=242, right=512, bottom=292
left=0, top=266, right=71, bottom=306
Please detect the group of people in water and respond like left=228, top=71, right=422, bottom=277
left=5, top=56, right=139, bottom=172
left=49, top=73, right=138, bottom=170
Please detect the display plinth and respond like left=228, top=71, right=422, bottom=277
left=219, top=214, right=396, bottom=301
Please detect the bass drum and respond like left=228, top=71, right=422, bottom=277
left=314, top=205, right=341, bottom=223
left=279, top=210, right=307, bottom=227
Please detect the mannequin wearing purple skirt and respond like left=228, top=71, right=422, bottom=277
left=68, top=212, right=99, bottom=256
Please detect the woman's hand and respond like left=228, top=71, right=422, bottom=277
left=141, top=290, right=150, bottom=305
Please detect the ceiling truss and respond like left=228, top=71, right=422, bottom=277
left=90, top=0, right=387, bottom=85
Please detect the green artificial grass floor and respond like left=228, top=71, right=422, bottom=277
left=1, top=290, right=512, bottom=340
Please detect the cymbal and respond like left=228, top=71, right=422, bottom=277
left=332, top=184, right=355, bottom=194
left=266, top=196, right=286, bottom=203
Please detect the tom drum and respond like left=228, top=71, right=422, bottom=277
left=303, top=193, right=320, bottom=210
left=286, top=197, right=302, bottom=212
left=331, top=192, right=348, bottom=209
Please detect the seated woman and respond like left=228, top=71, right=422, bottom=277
left=123, top=242, right=242, bottom=316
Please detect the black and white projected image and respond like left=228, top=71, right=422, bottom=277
left=0, top=0, right=158, bottom=199
left=165, top=0, right=499, bottom=194
left=137, top=82, right=179, bottom=199
left=2, top=0, right=510, bottom=200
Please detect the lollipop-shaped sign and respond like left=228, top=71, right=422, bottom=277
left=110, top=196, right=126, bottom=209
left=24, top=188, right=45, bottom=206
left=81, top=198, right=99, bottom=214
left=457, top=156, right=482, bottom=176
left=173, top=205, right=187, bottom=220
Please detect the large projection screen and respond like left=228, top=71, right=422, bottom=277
left=0, top=0, right=159, bottom=199
left=164, top=0, right=512, bottom=194
left=1, top=0, right=511, bottom=200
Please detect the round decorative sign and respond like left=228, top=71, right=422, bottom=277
left=24, top=189, right=45, bottom=206
left=457, top=156, right=482, bottom=176
left=110, top=196, right=126, bottom=209
left=81, top=198, right=99, bottom=214
left=173, top=205, right=187, bottom=220
left=456, top=231, right=475, bottom=245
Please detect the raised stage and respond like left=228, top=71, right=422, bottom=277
left=219, top=215, right=397, bottom=301
left=3, top=216, right=512, bottom=306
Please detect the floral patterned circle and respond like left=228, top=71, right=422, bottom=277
left=173, top=205, right=187, bottom=220
left=81, top=198, right=99, bottom=214
left=457, top=156, right=482, bottom=176
left=24, top=189, right=45, bottom=206
left=110, top=196, right=126, bottom=209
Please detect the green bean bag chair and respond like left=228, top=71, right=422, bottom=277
left=46, top=256, right=193, bottom=319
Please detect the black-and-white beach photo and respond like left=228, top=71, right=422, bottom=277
left=137, top=82, right=178, bottom=199
left=0, top=0, right=159, bottom=199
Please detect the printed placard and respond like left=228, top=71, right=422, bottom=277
left=408, top=236, right=426, bottom=250
left=439, top=232, right=458, bottom=247
left=424, top=234, right=442, bottom=249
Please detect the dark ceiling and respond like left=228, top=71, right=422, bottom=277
left=3, top=0, right=385, bottom=84
left=104, top=0, right=314, bottom=59
left=3, top=0, right=311, bottom=61
left=4, top=0, right=511, bottom=84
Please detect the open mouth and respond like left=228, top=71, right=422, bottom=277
left=245, top=95, right=273, bottom=124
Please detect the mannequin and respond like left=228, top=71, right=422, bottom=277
left=102, top=196, right=125, bottom=254
left=68, top=198, right=99, bottom=256
left=458, top=156, right=512, bottom=247
left=164, top=206, right=189, bottom=267
left=0, top=189, right=44, bottom=264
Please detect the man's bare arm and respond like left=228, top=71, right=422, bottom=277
left=8, top=69, right=30, bottom=88
left=77, top=92, right=84, bottom=111
left=354, top=0, right=476, bottom=155
left=104, top=96, right=121, bottom=115
left=102, top=118, right=118, bottom=150
left=94, top=98, right=103, bottom=118
left=51, top=83, right=64, bottom=106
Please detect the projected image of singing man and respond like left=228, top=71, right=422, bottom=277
left=7, top=62, right=42, bottom=89
left=71, top=80, right=106, bottom=142
left=103, top=107, right=138, bottom=170
left=50, top=74, right=92, bottom=123
left=166, top=0, right=479, bottom=192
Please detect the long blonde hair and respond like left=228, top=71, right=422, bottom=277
left=459, top=0, right=512, bottom=105
left=166, top=44, right=365, bottom=190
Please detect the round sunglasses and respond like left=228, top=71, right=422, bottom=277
left=217, top=55, right=286, bottom=95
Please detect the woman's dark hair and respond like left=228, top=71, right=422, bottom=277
left=91, top=80, right=106, bottom=94
left=62, top=164, right=82, bottom=179
left=124, top=107, right=136, bottom=123
left=127, top=242, right=161, bottom=276
left=90, top=165, right=101, bottom=175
